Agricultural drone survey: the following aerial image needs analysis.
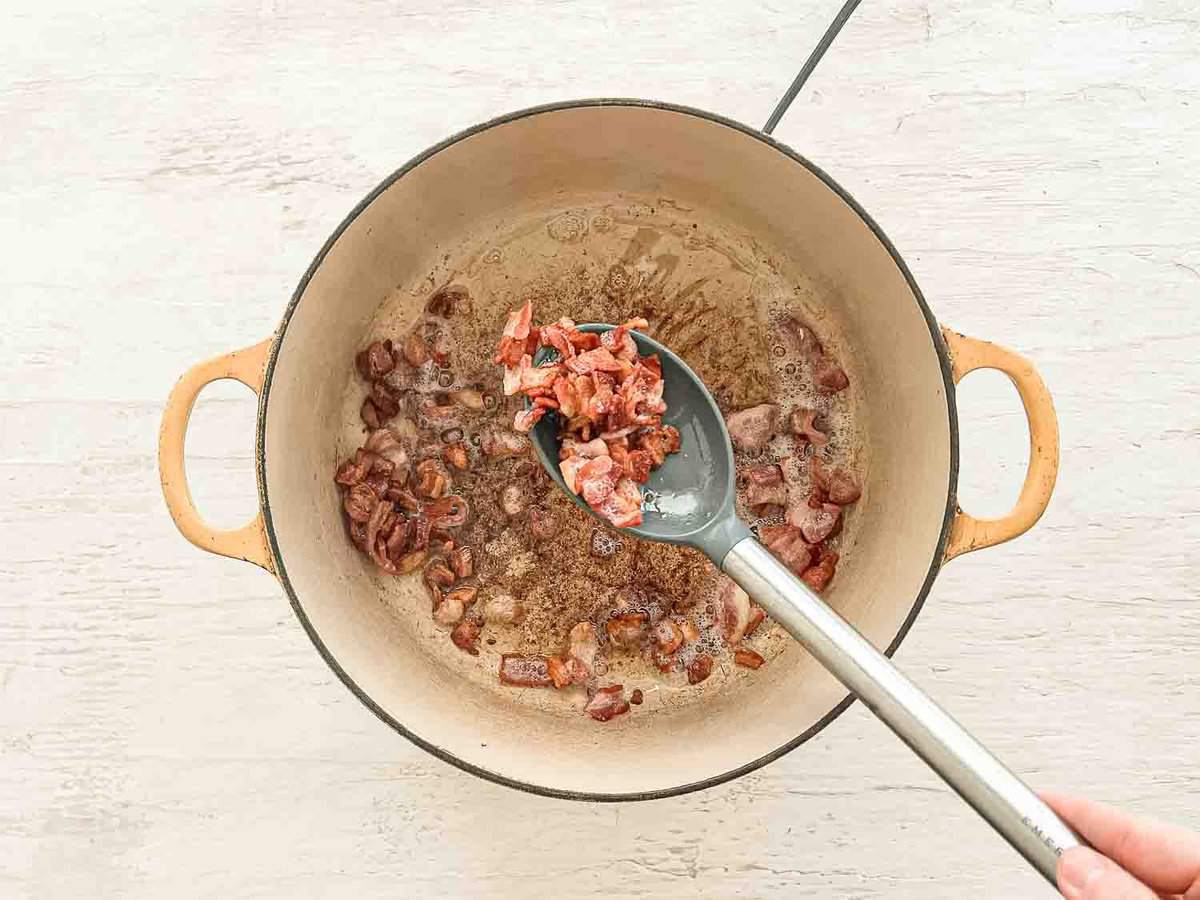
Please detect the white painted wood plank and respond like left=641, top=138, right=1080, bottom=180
left=2, top=1, right=1197, bottom=897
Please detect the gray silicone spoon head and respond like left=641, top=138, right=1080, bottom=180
left=528, top=323, right=1083, bottom=885
left=528, top=324, right=750, bottom=564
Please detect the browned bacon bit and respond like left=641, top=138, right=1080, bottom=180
left=426, top=494, right=469, bottom=529
left=386, top=485, right=420, bottom=512
left=687, top=655, right=714, bottom=685
left=482, top=592, right=525, bottom=625
left=361, top=398, right=382, bottom=430
left=801, top=549, right=839, bottom=593
left=734, top=649, right=765, bottom=670
left=585, top=685, right=631, bottom=722
left=415, top=459, right=451, bottom=499
left=402, top=330, right=429, bottom=368
left=652, top=619, right=684, bottom=654
left=445, top=585, right=477, bottom=607
left=789, top=407, right=829, bottom=446
left=336, top=456, right=369, bottom=486
left=450, top=546, right=473, bottom=579
left=546, top=657, right=571, bottom=688
left=365, top=427, right=409, bottom=467
left=356, top=340, right=397, bottom=381
left=424, top=559, right=455, bottom=594
left=605, top=612, right=648, bottom=648
left=443, top=441, right=470, bottom=471
left=566, top=622, right=599, bottom=678
left=496, top=302, right=678, bottom=528
left=369, top=381, right=401, bottom=421
left=717, top=580, right=752, bottom=645
left=344, top=483, right=377, bottom=522
left=790, top=501, right=842, bottom=544
left=680, top=620, right=700, bottom=643
left=498, top=654, right=555, bottom=687
left=725, top=404, right=780, bottom=452
left=816, top=463, right=861, bottom=505
left=745, top=603, right=767, bottom=638
left=450, top=619, right=481, bottom=655
left=494, top=298, right=534, bottom=368
left=395, top=549, right=428, bottom=575
left=744, top=464, right=789, bottom=513
left=433, top=591, right=465, bottom=626
left=629, top=688, right=644, bottom=705
left=758, top=523, right=814, bottom=576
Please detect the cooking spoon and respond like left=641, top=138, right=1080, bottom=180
left=530, top=324, right=1081, bottom=887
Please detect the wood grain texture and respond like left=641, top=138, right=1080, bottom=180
left=2, top=0, right=1197, bottom=897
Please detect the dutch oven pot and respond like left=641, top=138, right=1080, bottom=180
left=159, top=100, right=1059, bottom=800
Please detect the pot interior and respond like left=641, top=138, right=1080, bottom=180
left=262, top=103, right=953, bottom=797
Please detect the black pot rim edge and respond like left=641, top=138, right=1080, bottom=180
left=254, top=97, right=960, bottom=803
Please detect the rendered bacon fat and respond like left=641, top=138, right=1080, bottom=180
left=495, top=300, right=680, bottom=528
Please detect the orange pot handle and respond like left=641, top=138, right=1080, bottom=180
left=158, top=338, right=275, bottom=573
left=941, top=329, right=1060, bottom=563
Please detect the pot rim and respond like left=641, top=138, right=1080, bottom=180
left=256, top=97, right=960, bottom=802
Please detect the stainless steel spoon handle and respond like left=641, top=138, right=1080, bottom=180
left=723, top=536, right=1081, bottom=886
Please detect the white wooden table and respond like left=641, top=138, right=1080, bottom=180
left=3, top=1, right=1198, bottom=896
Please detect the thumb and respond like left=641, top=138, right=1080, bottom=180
left=1057, top=847, right=1157, bottom=900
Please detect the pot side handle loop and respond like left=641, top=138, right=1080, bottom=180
left=158, top=338, right=275, bottom=573
left=941, top=329, right=1060, bottom=563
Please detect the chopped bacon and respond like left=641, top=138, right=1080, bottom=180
left=759, top=523, right=813, bottom=576
left=745, top=463, right=788, bottom=512
left=596, top=477, right=643, bottom=528
left=565, top=347, right=624, bottom=375
left=450, top=619, right=481, bottom=655
left=725, top=404, right=780, bottom=452
left=801, top=549, right=839, bottom=593
left=450, top=546, right=473, bottom=579
left=415, top=459, right=451, bottom=499
left=402, top=330, right=429, bottom=368
left=566, top=622, right=599, bottom=678
left=816, top=463, right=861, bottom=505
left=424, top=559, right=455, bottom=593
left=717, top=579, right=752, bottom=645
left=734, top=648, right=765, bottom=670
left=336, top=456, right=369, bottom=486
left=356, top=340, right=397, bottom=380
left=498, top=654, right=554, bottom=687
left=365, top=427, right=409, bottom=467
left=426, top=494, right=469, bottom=529
left=433, top=590, right=466, bottom=626
left=559, top=456, right=589, bottom=494
left=652, top=620, right=684, bottom=654
left=789, top=407, right=829, bottom=446
left=585, top=684, right=631, bottom=722
left=687, top=655, right=714, bottom=685
left=745, top=604, right=767, bottom=637
left=344, top=483, right=377, bottom=523
left=442, top=441, right=470, bottom=471
left=512, top=406, right=547, bottom=433
left=789, top=501, right=842, bottom=544
left=629, top=688, right=644, bottom=705
left=494, top=299, right=533, bottom=367
left=605, top=612, right=648, bottom=648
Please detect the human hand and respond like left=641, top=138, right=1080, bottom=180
left=1042, top=793, right=1200, bottom=899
